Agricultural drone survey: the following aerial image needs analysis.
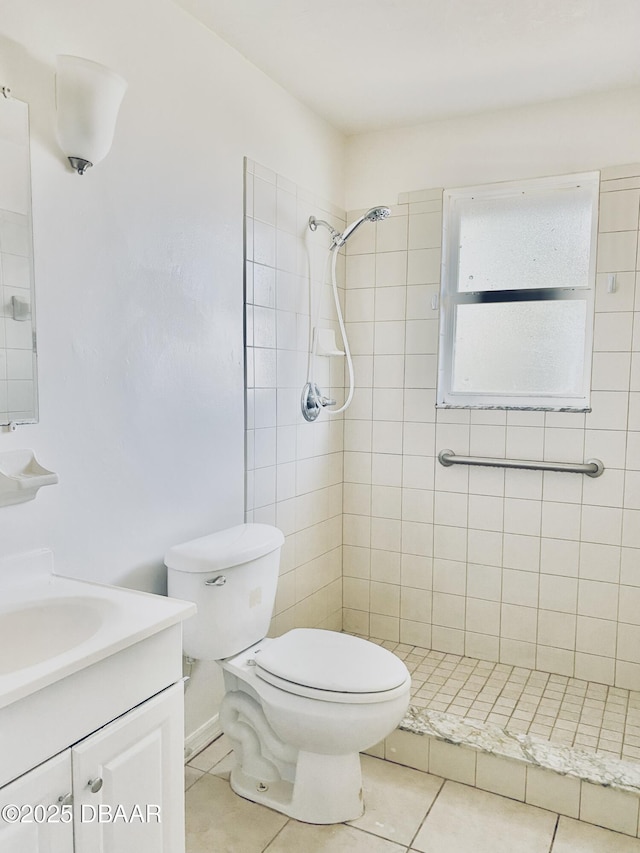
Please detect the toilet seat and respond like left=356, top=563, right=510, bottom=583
left=253, top=629, right=410, bottom=704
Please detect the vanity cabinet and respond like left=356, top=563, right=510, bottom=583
left=0, top=682, right=184, bottom=853
left=0, top=751, right=72, bottom=853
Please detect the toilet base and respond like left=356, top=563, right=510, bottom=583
left=229, top=749, right=364, bottom=824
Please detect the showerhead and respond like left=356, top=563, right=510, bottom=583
left=364, top=206, right=391, bottom=223
left=333, top=205, right=391, bottom=247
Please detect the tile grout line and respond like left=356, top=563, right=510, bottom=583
left=547, top=813, right=561, bottom=852
left=405, top=774, right=447, bottom=851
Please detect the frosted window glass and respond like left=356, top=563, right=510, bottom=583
left=456, top=186, right=593, bottom=293
left=452, top=300, right=587, bottom=396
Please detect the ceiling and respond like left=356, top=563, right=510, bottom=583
left=176, top=0, right=640, bottom=135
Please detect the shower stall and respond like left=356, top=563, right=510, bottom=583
left=244, top=157, right=640, bottom=834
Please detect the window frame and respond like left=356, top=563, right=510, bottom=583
left=437, top=172, right=599, bottom=411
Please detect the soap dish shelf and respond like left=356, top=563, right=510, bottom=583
left=0, top=450, right=58, bottom=506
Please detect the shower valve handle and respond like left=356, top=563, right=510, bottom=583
left=319, top=394, right=336, bottom=407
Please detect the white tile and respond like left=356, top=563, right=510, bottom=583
left=580, top=505, right=623, bottom=545
left=593, top=311, right=634, bottom=352
left=431, top=625, right=464, bottom=654
left=576, top=615, right=617, bottom=657
left=619, top=584, right=640, bottom=625
left=373, top=320, right=405, bottom=354
left=545, top=501, right=589, bottom=548
left=501, top=603, right=537, bottom=642
left=579, top=541, right=620, bottom=583
left=375, top=285, right=406, bottom=322
left=575, top=651, right=615, bottom=684
left=536, top=645, right=574, bottom=677
left=407, top=247, right=441, bottom=285
left=401, top=521, right=433, bottom=556
left=595, top=271, right=636, bottom=312
left=408, top=211, right=442, bottom=250
left=405, top=318, right=439, bottom=355
left=432, top=591, right=465, bottom=628
left=266, top=820, right=406, bottom=853
left=502, top=569, right=538, bottom=607
left=427, top=743, right=476, bottom=785
left=577, top=579, right=619, bottom=619
left=346, top=253, right=376, bottom=288
left=537, top=609, right=576, bottom=650
left=539, top=575, right=578, bottom=613
left=400, top=585, right=431, bottom=622
left=553, top=816, right=640, bottom=853
left=476, top=753, right=526, bottom=801
left=525, top=767, right=580, bottom=817
left=467, top=563, right=502, bottom=601
left=185, top=773, right=287, bottom=852
left=502, top=533, right=540, bottom=572
left=434, top=490, right=468, bottom=528
left=375, top=251, right=407, bottom=286
left=433, top=524, right=467, bottom=562
left=433, top=558, right=466, bottom=594
left=504, top=498, right=541, bottom=536
left=465, top=597, right=500, bottom=635
left=586, top=391, right=629, bottom=430
left=412, top=780, right=555, bottom=853
left=591, top=352, right=631, bottom=391
left=598, top=189, right=640, bottom=232
left=580, top=781, right=640, bottom=836
left=540, top=536, right=579, bottom=577
left=467, top=529, right=502, bottom=567
left=384, top=728, right=429, bottom=772
left=596, top=230, right=638, bottom=272
left=349, top=754, right=441, bottom=845
left=468, top=493, right=502, bottom=532
left=500, top=638, right=536, bottom=668
left=375, top=215, right=407, bottom=253
left=402, top=487, right=434, bottom=523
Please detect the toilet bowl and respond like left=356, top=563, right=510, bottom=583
left=165, top=524, right=411, bottom=824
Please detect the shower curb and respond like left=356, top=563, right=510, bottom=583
left=367, top=709, right=640, bottom=838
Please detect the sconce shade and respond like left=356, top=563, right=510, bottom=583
left=55, top=55, right=127, bottom=174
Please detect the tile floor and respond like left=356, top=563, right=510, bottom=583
left=366, top=638, right=640, bottom=762
left=185, top=735, right=640, bottom=852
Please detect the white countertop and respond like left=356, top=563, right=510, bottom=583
left=0, top=549, right=195, bottom=710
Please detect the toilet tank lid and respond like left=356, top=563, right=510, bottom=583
left=164, top=524, right=284, bottom=573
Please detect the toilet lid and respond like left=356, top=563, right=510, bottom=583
left=254, top=629, right=408, bottom=694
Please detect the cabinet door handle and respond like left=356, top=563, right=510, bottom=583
left=87, top=777, right=103, bottom=793
left=58, top=792, right=73, bottom=807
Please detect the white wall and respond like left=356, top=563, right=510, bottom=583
left=346, top=88, right=640, bottom=209
left=0, top=0, right=344, bottom=742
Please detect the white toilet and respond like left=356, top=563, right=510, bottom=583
left=165, top=523, right=411, bottom=824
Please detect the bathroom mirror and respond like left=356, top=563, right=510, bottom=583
left=0, top=91, right=37, bottom=425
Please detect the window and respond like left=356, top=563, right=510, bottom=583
left=437, top=172, right=598, bottom=411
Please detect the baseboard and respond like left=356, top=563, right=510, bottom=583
left=184, top=713, right=222, bottom=763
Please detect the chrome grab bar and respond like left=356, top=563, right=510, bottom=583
left=438, top=449, right=604, bottom=478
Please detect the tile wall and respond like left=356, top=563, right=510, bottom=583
left=244, top=159, right=345, bottom=635
left=342, top=163, right=640, bottom=691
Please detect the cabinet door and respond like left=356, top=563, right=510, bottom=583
left=72, top=682, right=185, bottom=853
left=0, top=751, right=73, bottom=853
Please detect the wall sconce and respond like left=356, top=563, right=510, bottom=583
left=55, top=55, right=127, bottom=175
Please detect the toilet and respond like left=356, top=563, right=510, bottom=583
left=165, top=523, right=411, bottom=824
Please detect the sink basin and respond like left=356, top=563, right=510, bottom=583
left=0, top=597, right=114, bottom=675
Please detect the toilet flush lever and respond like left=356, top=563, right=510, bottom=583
left=205, top=575, right=227, bottom=587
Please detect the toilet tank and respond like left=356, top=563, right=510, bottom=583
left=165, top=524, right=284, bottom=661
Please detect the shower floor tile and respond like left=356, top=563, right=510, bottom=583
left=363, top=637, right=640, bottom=764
